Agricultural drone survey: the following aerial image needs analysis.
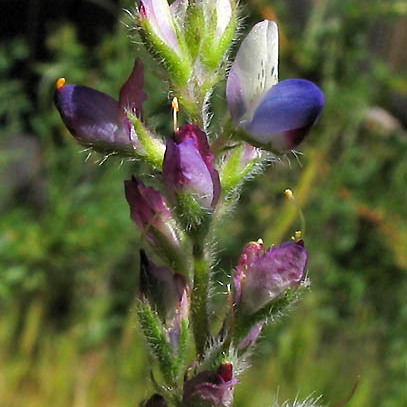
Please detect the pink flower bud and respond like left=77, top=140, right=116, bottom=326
left=124, top=177, right=181, bottom=248
left=234, top=240, right=308, bottom=314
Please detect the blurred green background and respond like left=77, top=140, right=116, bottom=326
left=0, top=0, right=406, bottom=406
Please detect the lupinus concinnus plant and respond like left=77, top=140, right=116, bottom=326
left=55, top=1, right=327, bottom=406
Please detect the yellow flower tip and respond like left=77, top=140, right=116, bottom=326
left=295, top=230, right=302, bottom=240
left=56, top=78, right=66, bottom=90
left=284, top=188, right=294, bottom=200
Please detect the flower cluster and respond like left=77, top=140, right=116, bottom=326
left=54, top=1, right=325, bottom=406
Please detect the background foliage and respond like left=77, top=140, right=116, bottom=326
left=0, top=0, right=406, bottom=406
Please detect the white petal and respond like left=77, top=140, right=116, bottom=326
left=226, top=20, right=279, bottom=122
left=170, top=0, right=188, bottom=27
left=215, top=0, right=232, bottom=39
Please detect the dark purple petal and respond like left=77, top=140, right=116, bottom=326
left=183, top=364, right=238, bottom=407
left=124, top=177, right=180, bottom=247
left=145, top=394, right=168, bottom=407
left=119, top=58, right=147, bottom=119
left=55, top=83, right=135, bottom=153
left=163, top=125, right=221, bottom=209
left=244, top=79, right=325, bottom=150
left=124, top=177, right=170, bottom=228
left=236, top=241, right=308, bottom=314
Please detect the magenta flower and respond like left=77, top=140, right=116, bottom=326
left=234, top=240, right=308, bottom=314
left=183, top=363, right=238, bottom=407
left=124, top=177, right=181, bottom=248
left=54, top=59, right=151, bottom=155
left=163, top=124, right=221, bottom=210
left=226, top=20, right=324, bottom=151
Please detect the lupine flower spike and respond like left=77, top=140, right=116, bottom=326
left=55, top=5, right=330, bottom=406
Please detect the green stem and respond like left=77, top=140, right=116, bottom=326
left=191, top=242, right=210, bottom=355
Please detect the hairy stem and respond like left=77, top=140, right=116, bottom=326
left=191, top=242, right=210, bottom=355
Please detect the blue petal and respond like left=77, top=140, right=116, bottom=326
left=244, top=79, right=325, bottom=150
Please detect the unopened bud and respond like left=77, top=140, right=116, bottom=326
left=234, top=240, right=308, bottom=314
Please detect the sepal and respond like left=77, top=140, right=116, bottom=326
left=183, top=1, right=205, bottom=61
left=233, top=282, right=310, bottom=347
left=127, top=112, right=165, bottom=170
left=140, top=250, right=187, bottom=321
left=137, top=300, right=178, bottom=384
left=220, top=144, right=263, bottom=195
left=139, top=251, right=191, bottom=379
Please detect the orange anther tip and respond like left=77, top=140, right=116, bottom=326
left=172, top=97, right=179, bottom=112
left=56, top=78, right=66, bottom=90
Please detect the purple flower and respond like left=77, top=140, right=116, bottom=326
left=54, top=59, right=149, bottom=155
left=124, top=177, right=181, bottom=248
left=163, top=124, right=221, bottom=210
left=144, top=394, right=168, bottom=407
left=226, top=20, right=325, bottom=151
left=183, top=363, right=238, bottom=407
left=139, top=0, right=182, bottom=55
left=234, top=240, right=308, bottom=314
